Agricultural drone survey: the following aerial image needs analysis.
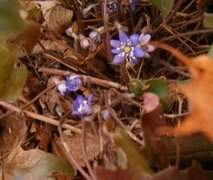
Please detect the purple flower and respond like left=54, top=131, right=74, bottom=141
left=107, top=0, right=117, bottom=13
left=72, top=95, right=93, bottom=116
left=137, top=33, right=155, bottom=58
left=57, top=80, right=69, bottom=96
left=66, top=75, right=82, bottom=92
left=110, top=30, right=144, bottom=64
left=129, top=0, right=140, bottom=11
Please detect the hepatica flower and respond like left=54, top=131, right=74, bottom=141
left=110, top=30, right=144, bottom=64
left=57, top=80, right=68, bottom=96
left=72, top=95, right=93, bottom=116
left=66, top=75, right=82, bottom=92
left=137, top=33, right=155, bottom=58
left=129, top=0, right=140, bottom=11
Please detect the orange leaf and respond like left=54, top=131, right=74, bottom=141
left=176, top=55, right=213, bottom=141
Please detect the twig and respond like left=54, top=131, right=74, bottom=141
left=164, top=112, right=189, bottom=118
left=39, top=67, right=128, bottom=91
left=0, top=100, right=83, bottom=135
left=58, top=114, right=92, bottom=180
left=0, top=84, right=55, bottom=120
left=81, top=119, right=97, bottom=180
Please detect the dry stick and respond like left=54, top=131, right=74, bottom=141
left=43, top=53, right=79, bottom=72
left=81, top=119, right=97, bottom=180
left=161, top=29, right=213, bottom=42
left=0, top=84, right=55, bottom=120
left=0, top=100, right=84, bottom=135
left=57, top=117, right=92, bottom=180
left=152, top=41, right=195, bottom=69
left=105, top=91, right=143, bottom=145
left=38, top=67, right=128, bottom=91
left=162, top=24, right=196, bottom=55
left=103, top=0, right=113, bottom=62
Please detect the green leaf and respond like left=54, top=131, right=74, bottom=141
left=208, top=43, right=213, bottom=59
left=0, top=0, right=26, bottom=34
left=14, top=153, right=74, bottom=180
left=113, top=129, right=153, bottom=175
left=145, top=78, right=168, bottom=98
left=128, top=79, right=143, bottom=96
left=0, top=45, right=27, bottom=100
left=204, top=13, right=213, bottom=28
left=2, top=66, right=27, bottom=100
left=149, top=0, right=175, bottom=19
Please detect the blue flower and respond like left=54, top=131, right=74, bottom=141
left=72, top=95, right=93, bottom=116
left=57, top=80, right=69, bottom=96
left=66, top=75, right=82, bottom=92
left=107, top=0, right=117, bottom=13
left=137, top=33, right=155, bottom=58
left=129, top=0, right=140, bottom=11
left=110, top=30, right=144, bottom=64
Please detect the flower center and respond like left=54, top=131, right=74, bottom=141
left=78, top=101, right=90, bottom=115
left=124, top=46, right=131, bottom=53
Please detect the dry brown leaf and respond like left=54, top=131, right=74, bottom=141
left=0, top=145, right=43, bottom=180
left=196, top=0, right=210, bottom=10
left=40, top=1, right=73, bottom=33
left=176, top=55, right=213, bottom=141
left=10, top=21, right=41, bottom=53
left=52, top=133, right=99, bottom=167
left=0, top=113, right=27, bottom=155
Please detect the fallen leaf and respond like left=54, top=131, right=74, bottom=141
left=176, top=55, right=213, bottom=141
left=52, top=133, right=99, bottom=167
left=142, top=93, right=169, bottom=169
left=0, top=146, right=43, bottom=180
left=113, top=129, right=153, bottom=175
left=151, top=161, right=208, bottom=180
left=95, top=166, right=146, bottom=180
left=40, top=1, right=73, bottom=33
left=0, top=113, right=27, bottom=155
left=14, top=152, right=74, bottom=180
left=11, top=21, right=41, bottom=53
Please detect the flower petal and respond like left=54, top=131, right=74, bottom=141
left=139, top=34, right=151, bottom=45
left=111, top=48, right=122, bottom=54
left=134, top=47, right=144, bottom=58
left=72, top=110, right=81, bottom=115
left=87, top=94, right=93, bottom=105
left=129, top=34, right=139, bottom=46
left=144, top=52, right=151, bottom=58
left=113, top=53, right=125, bottom=64
left=76, top=95, right=84, bottom=105
left=147, top=44, right=155, bottom=52
left=130, top=57, right=139, bottom=65
left=119, top=30, right=128, bottom=42
left=110, top=40, right=121, bottom=48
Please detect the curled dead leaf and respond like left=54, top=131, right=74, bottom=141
left=40, top=1, right=73, bottom=33
left=52, top=133, right=99, bottom=168
left=176, top=55, right=213, bottom=141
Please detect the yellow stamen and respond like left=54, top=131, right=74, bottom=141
left=124, top=46, right=131, bottom=53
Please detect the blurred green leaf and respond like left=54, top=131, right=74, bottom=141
left=113, top=129, right=153, bottom=175
left=2, top=66, right=27, bottom=100
left=0, top=0, right=26, bottom=34
left=14, top=153, right=74, bottom=180
left=208, top=43, right=213, bottom=59
left=145, top=78, right=168, bottom=98
left=0, top=45, right=27, bottom=100
left=0, top=45, right=15, bottom=98
left=204, top=12, right=213, bottom=28
left=149, top=0, right=174, bottom=19
left=128, top=79, right=143, bottom=96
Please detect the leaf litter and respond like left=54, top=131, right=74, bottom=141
left=0, top=0, right=213, bottom=179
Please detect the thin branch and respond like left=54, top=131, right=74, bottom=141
left=81, top=119, right=97, bottom=180
left=58, top=115, right=92, bottom=180
left=0, top=101, right=83, bottom=135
